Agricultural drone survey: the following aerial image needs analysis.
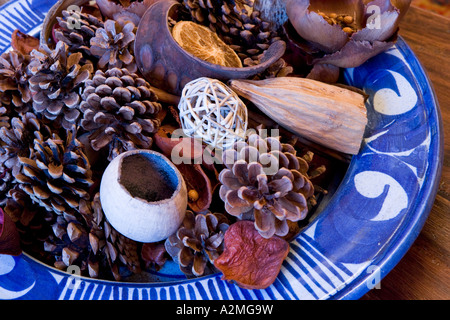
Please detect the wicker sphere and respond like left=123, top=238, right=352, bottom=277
left=178, top=77, right=248, bottom=150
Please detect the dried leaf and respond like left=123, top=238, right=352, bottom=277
left=11, top=29, right=39, bottom=55
left=214, top=220, right=289, bottom=290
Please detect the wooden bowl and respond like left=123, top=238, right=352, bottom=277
left=99, top=150, right=187, bottom=243
left=134, top=0, right=286, bottom=95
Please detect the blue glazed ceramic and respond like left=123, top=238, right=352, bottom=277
left=0, top=0, right=443, bottom=300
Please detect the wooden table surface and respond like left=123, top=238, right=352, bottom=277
left=361, top=6, right=450, bottom=300
left=0, top=0, right=448, bottom=300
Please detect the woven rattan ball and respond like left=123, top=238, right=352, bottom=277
left=178, top=77, right=248, bottom=150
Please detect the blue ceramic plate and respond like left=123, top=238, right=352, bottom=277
left=0, top=0, right=443, bottom=300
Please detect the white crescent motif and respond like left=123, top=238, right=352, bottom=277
left=0, top=254, right=35, bottom=299
left=373, top=70, right=418, bottom=116
left=354, top=171, right=409, bottom=221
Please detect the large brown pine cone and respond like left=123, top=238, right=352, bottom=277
left=55, top=9, right=105, bottom=58
left=0, top=50, right=33, bottom=114
left=89, top=20, right=136, bottom=71
left=165, top=210, right=230, bottom=277
left=218, top=132, right=319, bottom=239
left=182, top=0, right=280, bottom=66
left=28, top=42, right=93, bottom=130
left=79, top=67, right=162, bottom=161
left=15, top=128, right=94, bottom=216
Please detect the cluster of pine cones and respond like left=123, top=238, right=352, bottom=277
left=0, top=3, right=162, bottom=280
left=0, top=0, right=324, bottom=281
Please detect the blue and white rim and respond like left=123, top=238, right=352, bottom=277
left=0, top=0, right=443, bottom=300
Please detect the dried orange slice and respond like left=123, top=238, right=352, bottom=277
left=172, top=21, right=243, bottom=68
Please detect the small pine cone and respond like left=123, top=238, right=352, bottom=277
left=218, top=132, right=317, bottom=239
left=55, top=9, right=105, bottom=57
left=80, top=67, right=162, bottom=161
left=0, top=50, right=33, bottom=115
left=87, top=193, right=141, bottom=280
left=165, top=210, right=230, bottom=277
left=15, top=128, right=94, bottom=216
left=28, top=42, right=93, bottom=130
left=44, top=211, right=91, bottom=272
left=89, top=20, right=136, bottom=71
left=0, top=113, right=52, bottom=179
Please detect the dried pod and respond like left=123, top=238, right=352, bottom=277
left=154, top=125, right=214, bottom=213
left=214, top=220, right=289, bottom=289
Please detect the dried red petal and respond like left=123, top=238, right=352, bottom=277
left=141, top=242, right=167, bottom=271
left=214, top=220, right=289, bottom=290
left=0, top=208, right=22, bottom=256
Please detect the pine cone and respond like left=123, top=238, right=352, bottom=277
left=0, top=113, right=52, bottom=180
left=28, top=42, right=93, bottom=130
left=182, top=0, right=280, bottom=66
left=0, top=50, right=33, bottom=115
left=252, top=58, right=293, bottom=79
left=165, top=210, right=230, bottom=277
left=86, top=192, right=141, bottom=280
left=89, top=20, right=136, bottom=71
left=218, top=132, right=317, bottom=239
left=80, top=67, right=162, bottom=161
left=55, top=9, right=105, bottom=58
left=44, top=210, right=91, bottom=272
left=15, top=128, right=94, bottom=216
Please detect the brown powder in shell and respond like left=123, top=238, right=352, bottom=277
left=119, top=154, right=178, bottom=202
